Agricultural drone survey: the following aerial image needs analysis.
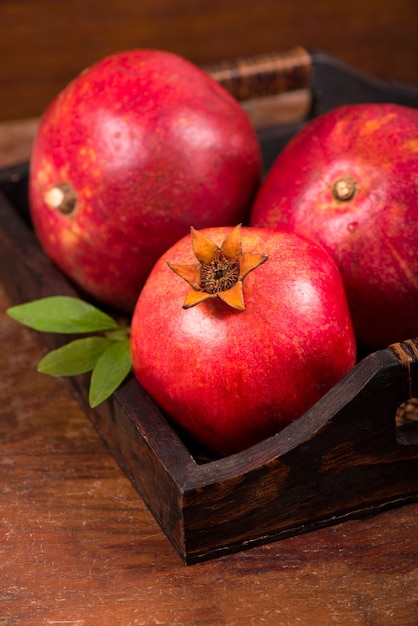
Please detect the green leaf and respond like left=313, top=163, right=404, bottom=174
left=37, top=336, right=114, bottom=376
left=89, top=338, right=132, bottom=408
left=7, top=296, right=119, bottom=334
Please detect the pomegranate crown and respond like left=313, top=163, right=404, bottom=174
left=168, top=224, right=268, bottom=310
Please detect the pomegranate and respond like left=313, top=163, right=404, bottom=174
left=130, top=225, right=356, bottom=457
left=29, top=49, right=262, bottom=312
left=250, top=103, right=418, bottom=349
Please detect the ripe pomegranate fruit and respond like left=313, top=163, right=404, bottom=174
left=130, top=225, right=356, bottom=457
left=250, top=103, right=418, bottom=350
left=29, top=49, right=262, bottom=312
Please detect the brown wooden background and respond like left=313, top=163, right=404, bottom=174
left=1, top=0, right=417, bottom=121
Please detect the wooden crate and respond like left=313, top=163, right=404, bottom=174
left=1, top=49, right=418, bottom=564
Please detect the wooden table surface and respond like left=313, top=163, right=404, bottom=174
left=1, top=121, right=418, bottom=626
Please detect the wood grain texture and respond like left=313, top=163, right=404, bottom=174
left=0, top=0, right=417, bottom=120
left=1, top=283, right=418, bottom=624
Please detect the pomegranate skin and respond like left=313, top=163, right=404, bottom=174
left=29, top=49, right=262, bottom=312
left=130, top=226, right=356, bottom=457
left=250, top=103, right=418, bottom=349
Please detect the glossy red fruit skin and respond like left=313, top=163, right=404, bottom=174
left=29, top=49, right=262, bottom=312
left=250, top=103, right=418, bottom=350
left=130, top=226, right=356, bottom=457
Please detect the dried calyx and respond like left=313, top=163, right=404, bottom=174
left=44, top=182, right=78, bottom=215
left=331, top=176, right=357, bottom=202
left=168, top=224, right=268, bottom=310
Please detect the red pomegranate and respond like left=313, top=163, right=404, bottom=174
left=29, top=49, right=262, bottom=312
left=130, top=225, right=356, bottom=456
left=250, top=103, right=418, bottom=349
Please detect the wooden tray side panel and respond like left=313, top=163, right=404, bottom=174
left=181, top=356, right=418, bottom=562
left=75, top=381, right=189, bottom=558
left=0, top=190, right=191, bottom=558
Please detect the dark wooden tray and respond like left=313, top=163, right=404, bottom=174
left=1, top=49, right=418, bottom=564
